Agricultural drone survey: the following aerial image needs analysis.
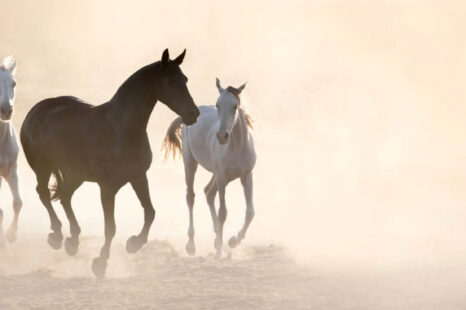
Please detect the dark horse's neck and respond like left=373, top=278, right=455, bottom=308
left=107, top=62, right=161, bottom=135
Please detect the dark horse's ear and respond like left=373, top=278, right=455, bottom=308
left=161, top=49, right=170, bottom=66
left=173, top=49, right=186, bottom=66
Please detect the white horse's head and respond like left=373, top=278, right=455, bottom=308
left=0, top=56, right=17, bottom=122
left=215, top=78, right=246, bottom=144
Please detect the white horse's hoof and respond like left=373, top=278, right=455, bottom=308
left=228, top=236, right=240, bottom=248
left=214, top=236, right=223, bottom=253
left=0, top=240, right=11, bottom=257
left=5, top=230, right=16, bottom=243
left=185, top=241, right=196, bottom=256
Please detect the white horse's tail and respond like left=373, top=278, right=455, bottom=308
left=49, top=169, right=64, bottom=201
left=162, top=117, right=183, bottom=160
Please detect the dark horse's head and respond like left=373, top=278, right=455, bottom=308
left=156, top=49, right=199, bottom=125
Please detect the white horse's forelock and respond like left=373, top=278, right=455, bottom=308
left=0, top=57, right=17, bottom=112
left=1, top=56, right=17, bottom=75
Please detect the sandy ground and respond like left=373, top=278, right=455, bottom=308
left=1, top=1, right=466, bottom=309
left=0, top=235, right=465, bottom=310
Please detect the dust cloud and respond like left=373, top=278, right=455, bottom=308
left=1, top=0, right=466, bottom=308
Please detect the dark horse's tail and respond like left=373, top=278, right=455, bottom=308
left=162, top=117, right=183, bottom=160
left=20, top=98, right=65, bottom=202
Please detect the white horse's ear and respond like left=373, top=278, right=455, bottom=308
left=216, top=77, right=223, bottom=93
left=2, top=56, right=16, bottom=76
left=237, top=82, right=247, bottom=94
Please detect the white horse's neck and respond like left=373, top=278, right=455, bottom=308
left=228, top=109, right=250, bottom=151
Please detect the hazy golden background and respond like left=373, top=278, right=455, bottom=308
left=1, top=0, right=466, bottom=270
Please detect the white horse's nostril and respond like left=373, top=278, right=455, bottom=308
left=1, top=106, right=12, bottom=118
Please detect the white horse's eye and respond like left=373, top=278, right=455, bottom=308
left=12, top=81, right=16, bottom=88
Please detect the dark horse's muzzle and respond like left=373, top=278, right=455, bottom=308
left=182, top=108, right=200, bottom=126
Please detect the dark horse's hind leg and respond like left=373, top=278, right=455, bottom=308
left=60, top=178, right=83, bottom=256
left=126, top=174, right=155, bottom=254
left=92, top=185, right=117, bottom=278
left=36, top=170, right=63, bottom=249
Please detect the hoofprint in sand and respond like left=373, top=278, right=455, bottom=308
left=1, top=235, right=466, bottom=310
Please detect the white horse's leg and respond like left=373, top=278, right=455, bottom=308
left=229, top=173, right=255, bottom=248
left=5, top=167, right=22, bottom=242
left=0, top=178, right=9, bottom=254
left=183, top=148, right=198, bottom=256
left=0, top=208, right=9, bottom=254
left=204, top=175, right=219, bottom=234
left=214, top=178, right=228, bottom=257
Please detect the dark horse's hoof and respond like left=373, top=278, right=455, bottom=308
left=228, top=236, right=240, bottom=248
left=92, top=257, right=107, bottom=279
left=64, top=237, right=79, bottom=256
left=47, top=232, right=63, bottom=250
left=126, top=235, right=144, bottom=254
left=185, top=241, right=196, bottom=256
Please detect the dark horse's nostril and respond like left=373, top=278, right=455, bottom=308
left=224, top=132, right=229, bottom=140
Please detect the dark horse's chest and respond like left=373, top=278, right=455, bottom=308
left=86, top=127, right=153, bottom=184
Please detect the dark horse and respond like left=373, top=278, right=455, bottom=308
left=20, top=49, right=199, bottom=278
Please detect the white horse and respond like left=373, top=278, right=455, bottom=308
left=163, top=78, right=256, bottom=256
left=0, top=56, right=22, bottom=252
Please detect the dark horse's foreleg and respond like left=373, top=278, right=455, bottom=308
left=92, top=185, right=117, bottom=278
left=61, top=178, right=83, bottom=256
left=36, top=170, right=63, bottom=249
left=229, top=173, right=255, bottom=248
left=126, top=174, right=155, bottom=254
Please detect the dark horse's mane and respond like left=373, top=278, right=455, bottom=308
left=110, top=62, right=160, bottom=104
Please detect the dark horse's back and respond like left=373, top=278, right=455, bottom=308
left=21, top=96, right=94, bottom=174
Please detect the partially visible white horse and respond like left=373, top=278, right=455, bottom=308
left=163, top=78, right=256, bottom=256
left=0, top=56, right=22, bottom=252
